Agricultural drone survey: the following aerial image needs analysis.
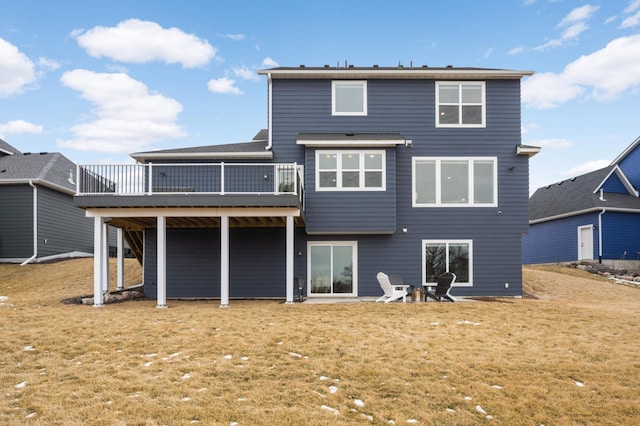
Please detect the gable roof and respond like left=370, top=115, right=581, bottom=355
left=0, top=152, right=76, bottom=194
left=130, top=130, right=272, bottom=162
left=259, top=65, right=534, bottom=80
left=529, top=166, right=640, bottom=223
left=0, top=138, right=21, bottom=156
left=610, top=135, right=640, bottom=166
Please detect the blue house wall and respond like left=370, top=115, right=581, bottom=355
left=601, top=212, right=640, bottom=259
left=618, top=144, right=640, bottom=188
left=522, top=212, right=600, bottom=264
left=600, top=173, right=628, bottom=194
left=267, top=78, right=529, bottom=296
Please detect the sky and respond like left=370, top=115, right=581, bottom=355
left=1, top=0, right=640, bottom=194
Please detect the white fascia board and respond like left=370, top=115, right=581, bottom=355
left=593, top=166, right=639, bottom=197
left=0, top=148, right=14, bottom=156
left=530, top=207, right=640, bottom=224
left=85, top=206, right=301, bottom=218
left=130, top=151, right=273, bottom=162
left=258, top=69, right=534, bottom=80
left=610, top=135, right=640, bottom=166
left=297, top=139, right=405, bottom=147
left=0, top=178, right=74, bottom=195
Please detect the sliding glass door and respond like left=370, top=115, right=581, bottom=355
left=308, top=242, right=357, bottom=296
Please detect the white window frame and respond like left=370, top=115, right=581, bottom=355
left=307, top=241, right=358, bottom=297
left=422, top=239, right=473, bottom=287
left=332, top=81, right=367, bottom=116
left=316, top=150, right=386, bottom=191
left=435, top=81, right=486, bottom=128
left=412, top=156, right=497, bottom=207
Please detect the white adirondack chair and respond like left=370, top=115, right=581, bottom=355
left=376, top=272, right=410, bottom=303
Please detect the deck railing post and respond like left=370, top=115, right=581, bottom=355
left=220, top=162, right=225, bottom=195
left=148, top=163, right=153, bottom=195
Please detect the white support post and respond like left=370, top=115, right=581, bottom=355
left=93, top=217, right=104, bottom=307
left=220, top=215, right=229, bottom=307
left=285, top=215, right=294, bottom=304
left=102, top=222, right=109, bottom=294
left=116, top=228, right=124, bottom=290
left=156, top=216, right=167, bottom=308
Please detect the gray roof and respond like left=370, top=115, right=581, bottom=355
left=0, top=151, right=76, bottom=193
left=130, top=130, right=271, bottom=162
left=529, top=166, right=640, bottom=222
left=259, top=65, right=534, bottom=79
left=0, top=138, right=21, bottom=155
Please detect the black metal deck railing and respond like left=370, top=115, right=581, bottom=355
left=76, top=163, right=304, bottom=206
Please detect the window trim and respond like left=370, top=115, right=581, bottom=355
left=412, top=156, right=497, bottom=207
left=435, top=81, right=486, bottom=128
left=307, top=241, right=358, bottom=297
left=316, top=150, right=386, bottom=191
left=332, top=80, right=368, bottom=116
left=422, top=239, right=473, bottom=287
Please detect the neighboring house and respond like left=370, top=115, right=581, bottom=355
left=74, top=65, right=539, bottom=307
left=0, top=138, right=95, bottom=263
left=523, top=136, right=640, bottom=264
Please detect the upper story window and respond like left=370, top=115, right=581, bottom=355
left=412, top=157, right=497, bottom=207
left=317, top=150, right=385, bottom=191
left=332, top=81, right=367, bottom=116
left=436, top=82, right=485, bottom=127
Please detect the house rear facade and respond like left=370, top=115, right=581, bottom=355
left=75, top=65, right=538, bottom=306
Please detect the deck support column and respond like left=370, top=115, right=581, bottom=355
left=93, top=217, right=104, bottom=307
left=220, top=215, right=230, bottom=307
left=116, top=228, right=124, bottom=290
left=156, top=216, right=167, bottom=308
left=102, top=222, right=109, bottom=294
left=285, top=215, right=294, bottom=304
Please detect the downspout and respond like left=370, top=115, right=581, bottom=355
left=21, top=180, right=38, bottom=265
left=598, top=209, right=606, bottom=264
left=266, top=72, right=273, bottom=151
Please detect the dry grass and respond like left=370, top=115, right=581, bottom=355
left=1, top=260, right=639, bottom=425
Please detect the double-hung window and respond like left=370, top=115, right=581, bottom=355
left=436, top=81, right=485, bottom=127
left=423, top=240, right=472, bottom=286
left=412, top=157, right=497, bottom=207
left=317, top=151, right=385, bottom=191
left=332, top=81, right=367, bottom=116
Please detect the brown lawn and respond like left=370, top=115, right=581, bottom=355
left=1, top=259, right=639, bottom=425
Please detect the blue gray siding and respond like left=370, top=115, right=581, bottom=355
left=37, top=186, right=94, bottom=257
left=269, top=78, right=528, bottom=296
left=143, top=227, right=307, bottom=298
left=0, top=185, right=33, bottom=258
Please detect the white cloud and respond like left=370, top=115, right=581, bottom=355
left=559, top=4, right=599, bottom=27
left=0, top=37, right=36, bottom=98
left=232, top=66, right=259, bottom=81
left=0, top=120, right=43, bottom=138
left=523, top=34, right=640, bottom=108
left=59, top=69, right=186, bottom=153
left=508, top=46, right=525, bottom=55
left=620, top=10, right=640, bottom=28
left=534, top=4, right=599, bottom=51
left=528, top=138, right=574, bottom=150
left=262, top=57, right=279, bottom=67
left=625, top=0, right=640, bottom=13
left=523, top=0, right=536, bottom=5
left=207, top=77, right=242, bottom=95
left=521, top=123, right=539, bottom=135
left=219, top=33, right=245, bottom=41
left=483, top=48, right=493, bottom=58
left=562, top=160, right=611, bottom=176
left=73, top=19, right=215, bottom=68
left=604, top=15, right=617, bottom=25
left=37, top=57, right=60, bottom=71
